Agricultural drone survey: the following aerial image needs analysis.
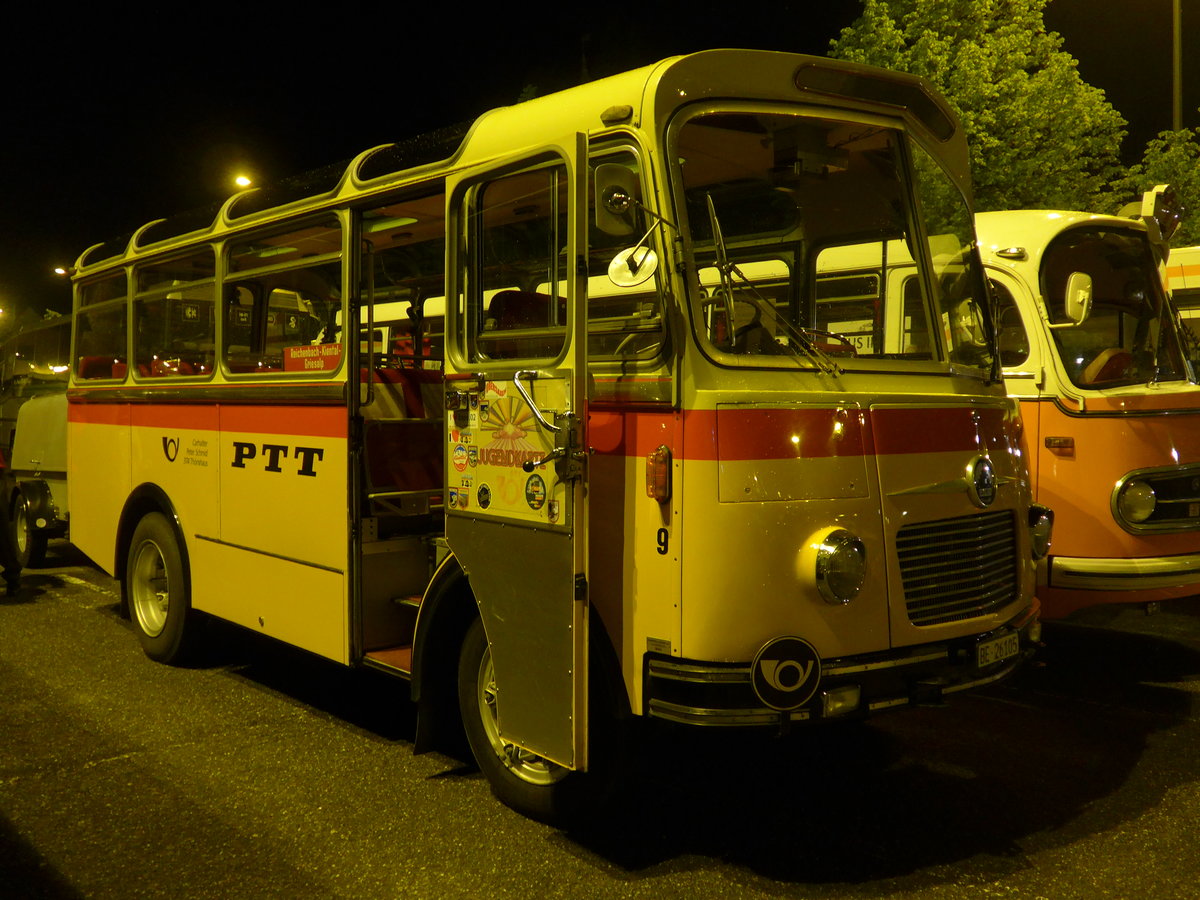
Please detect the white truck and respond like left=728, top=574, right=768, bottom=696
left=7, top=391, right=67, bottom=567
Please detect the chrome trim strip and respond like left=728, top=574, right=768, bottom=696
left=942, top=662, right=1019, bottom=694
left=650, top=648, right=951, bottom=682
left=647, top=699, right=798, bottom=726
left=1049, top=552, right=1200, bottom=590
left=647, top=659, right=750, bottom=681
left=824, top=650, right=948, bottom=676
left=867, top=697, right=910, bottom=712
left=194, top=534, right=345, bottom=574
left=1036, top=392, right=1200, bottom=419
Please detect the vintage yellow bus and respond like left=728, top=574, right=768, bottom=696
left=65, top=50, right=1047, bottom=823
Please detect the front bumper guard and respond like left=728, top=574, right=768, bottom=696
left=644, top=606, right=1040, bottom=728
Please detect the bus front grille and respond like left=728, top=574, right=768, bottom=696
left=897, top=511, right=1018, bottom=626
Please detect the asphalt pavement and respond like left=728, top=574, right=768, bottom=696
left=2, top=542, right=1199, bottom=899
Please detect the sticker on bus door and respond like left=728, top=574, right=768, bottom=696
left=448, top=381, right=572, bottom=527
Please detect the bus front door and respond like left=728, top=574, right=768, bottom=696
left=444, top=136, right=590, bottom=771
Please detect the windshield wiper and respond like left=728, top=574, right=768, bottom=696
left=705, top=194, right=842, bottom=377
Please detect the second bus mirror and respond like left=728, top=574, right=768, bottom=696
left=595, top=164, right=640, bottom=237
left=1054, top=272, right=1093, bottom=328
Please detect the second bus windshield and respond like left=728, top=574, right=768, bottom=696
left=1042, top=228, right=1186, bottom=388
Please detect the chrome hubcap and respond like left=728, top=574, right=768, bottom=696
left=130, top=541, right=170, bottom=637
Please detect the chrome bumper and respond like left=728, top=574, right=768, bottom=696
left=1049, top=553, right=1200, bottom=591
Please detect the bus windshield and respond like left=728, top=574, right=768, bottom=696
left=1042, top=227, right=1186, bottom=388
left=671, top=108, right=992, bottom=371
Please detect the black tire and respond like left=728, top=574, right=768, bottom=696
left=11, top=492, right=47, bottom=569
left=457, top=616, right=626, bottom=826
left=125, top=512, right=193, bottom=664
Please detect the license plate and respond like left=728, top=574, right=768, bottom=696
left=976, top=631, right=1020, bottom=667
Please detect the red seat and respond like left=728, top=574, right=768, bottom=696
left=77, top=356, right=125, bottom=380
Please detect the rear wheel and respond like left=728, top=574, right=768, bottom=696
left=11, top=492, right=47, bottom=568
left=126, top=512, right=193, bottom=663
left=458, top=616, right=620, bottom=826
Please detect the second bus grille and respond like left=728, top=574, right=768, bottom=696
left=897, top=511, right=1018, bottom=626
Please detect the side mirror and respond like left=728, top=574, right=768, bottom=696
left=1049, top=272, right=1092, bottom=328
left=1063, top=271, right=1092, bottom=326
left=595, top=163, right=640, bottom=236
left=607, top=246, right=659, bottom=287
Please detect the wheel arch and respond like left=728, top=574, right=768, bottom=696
left=409, top=551, right=630, bottom=757
left=114, top=483, right=187, bottom=613
left=410, top=553, right=476, bottom=756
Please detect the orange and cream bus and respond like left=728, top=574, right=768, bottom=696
left=65, top=50, right=1047, bottom=823
left=973, top=194, right=1200, bottom=618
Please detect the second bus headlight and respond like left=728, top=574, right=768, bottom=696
left=814, top=529, right=867, bottom=605
left=1117, top=480, right=1156, bottom=525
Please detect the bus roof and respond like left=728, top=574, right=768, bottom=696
left=74, top=49, right=968, bottom=275
left=975, top=209, right=1148, bottom=269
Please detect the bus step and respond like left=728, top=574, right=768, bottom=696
left=363, top=646, right=414, bottom=675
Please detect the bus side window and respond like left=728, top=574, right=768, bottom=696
left=467, top=166, right=569, bottom=363
left=75, top=273, right=128, bottom=380
left=586, top=152, right=666, bottom=360
left=224, top=217, right=343, bottom=375
left=990, top=280, right=1030, bottom=367
left=132, top=249, right=216, bottom=378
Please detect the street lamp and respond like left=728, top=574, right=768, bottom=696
left=1173, top=0, right=1182, bottom=131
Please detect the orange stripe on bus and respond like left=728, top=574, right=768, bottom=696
left=590, top=406, right=1002, bottom=460
left=69, top=404, right=347, bottom=439
left=67, top=404, right=131, bottom=426
left=70, top=403, right=998, bottom=459
left=220, top=406, right=347, bottom=438
left=869, top=406, right=1003, bottom=456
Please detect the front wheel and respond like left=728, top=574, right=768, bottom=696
left=457, top=617, right=621, bottom=826
left=125, top=512, right=194, bottom=664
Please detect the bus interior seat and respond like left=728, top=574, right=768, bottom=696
left=78, top=356, right=125, bottom=380
left=1080, top=347, right=1133, bottom=385
left=371, top=367, right=442, bottom=419
left=485, top=290, right=565, bottom=358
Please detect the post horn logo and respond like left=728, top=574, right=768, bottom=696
left=162, top=437, right=179, bottom=462
left=751, top=636, right=822, bottom=710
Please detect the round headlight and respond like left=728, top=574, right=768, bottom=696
left=1117, top=480, right=1156, bottom=524
left=815, top=530, right=867, bottom=605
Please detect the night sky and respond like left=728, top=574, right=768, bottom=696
left=1, top=1, right=1196, bottom=319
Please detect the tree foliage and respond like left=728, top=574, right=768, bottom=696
left=829, top=0, right=1128, bottom=214
left=1113, top=123, right=1200, bottom=247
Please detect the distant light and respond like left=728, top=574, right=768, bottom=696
left=235, top=174, right=253, bottom=188
left=53, top=266, right=69, bottom=276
